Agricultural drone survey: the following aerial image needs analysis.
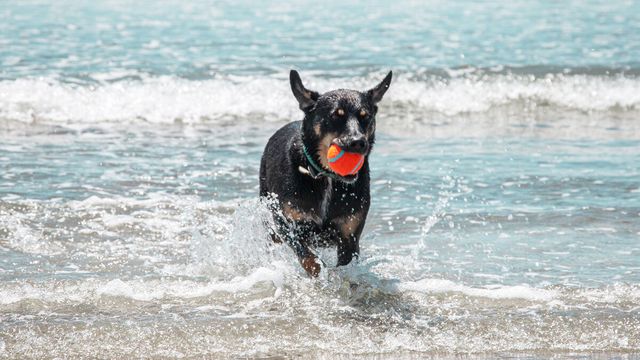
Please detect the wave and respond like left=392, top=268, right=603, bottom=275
left=0, top=268, right=286, bottom=305
left=397, top=278, right=557, bottom=302
left=2, top=269, right=639, bottom=310
left=1, top=72, right=640, bottom=127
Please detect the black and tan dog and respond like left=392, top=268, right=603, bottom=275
left=259, top=70, right=392, bottom=277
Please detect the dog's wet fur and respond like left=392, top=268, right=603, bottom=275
left=259, top=70, right=392, bottom=277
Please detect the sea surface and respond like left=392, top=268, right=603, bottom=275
left=1, top=0, right=640, bottom=358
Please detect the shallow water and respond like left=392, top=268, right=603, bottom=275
left=2, top=122, right=639, bottom=358
left=1, top=0, right=640, bottom=358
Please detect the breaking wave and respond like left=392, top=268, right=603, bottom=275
left=1, top=71, right=639, bottom=126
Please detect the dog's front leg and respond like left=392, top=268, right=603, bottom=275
left=277, top=230, right=321, bottom=277
left=291, top=238, right=320, bottom=277
left=333, top=213, right=365, bottom=266
left=337, top=237, right=360, bottom=266
left=284, top=234, right=321, bottom=277
left=273, top=216, right=322, bottom=277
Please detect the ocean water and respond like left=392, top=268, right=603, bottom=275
left=1, top=0, right=640, bottom=358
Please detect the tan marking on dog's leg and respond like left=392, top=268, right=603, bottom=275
left=300, top=254, right=321, bottom=277
left=335, top=211, right=365, bottom=239
left=314, top=124, right=321, bottom=136
left=283, top=204, right=310, bottom=222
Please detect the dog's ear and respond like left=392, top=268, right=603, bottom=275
left=290, top=70, right=319, bottom=112
left=367, top=71, right=393, bottom=104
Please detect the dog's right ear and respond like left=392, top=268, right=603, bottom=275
left=290, top=70, right=319, bottom=112
left=367, top=71, right=393, bottom=104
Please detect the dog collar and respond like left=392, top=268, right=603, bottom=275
left=301, top=144, right=341, bottom=180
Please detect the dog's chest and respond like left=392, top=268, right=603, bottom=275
left=308, top=179, right=361, bottom=227
left=317, top=178, right=333, bottom=223
left=284, top=177, right=366, bottom=232
left=300, top=179, right=333, bottom=226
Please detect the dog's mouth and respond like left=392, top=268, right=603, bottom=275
left=329, top=138, right=366, bottom=183
left=314, top=135, right=366, bottom=183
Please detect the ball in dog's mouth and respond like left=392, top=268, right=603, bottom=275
left=327, top=144, right=365, bottom=177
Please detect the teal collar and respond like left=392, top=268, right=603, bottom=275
left=301, top=144, right=341, bottom=180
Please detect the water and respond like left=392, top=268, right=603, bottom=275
left=1, top=0, right=640, bottom=358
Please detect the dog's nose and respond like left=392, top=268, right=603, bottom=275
left=346, top=137, right=368, bottom=153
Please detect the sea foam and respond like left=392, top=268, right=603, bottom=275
left=398, top=278, right=558, bottom=302
left=1, top=73, right=639, bottom=126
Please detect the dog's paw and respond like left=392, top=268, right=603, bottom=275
left=301, top=256, right=321, bottom=278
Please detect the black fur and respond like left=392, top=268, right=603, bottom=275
left=259, top=70, right=392, bottom=276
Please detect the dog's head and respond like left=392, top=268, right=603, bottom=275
left=290, top=70, right=392, bottom=182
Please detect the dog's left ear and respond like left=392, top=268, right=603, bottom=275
left=367, top=71, right=393, bottom=104
left=290, top=70, right=319, bottom=112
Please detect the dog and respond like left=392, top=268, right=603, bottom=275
left=259, top=70, right=392, bottom=277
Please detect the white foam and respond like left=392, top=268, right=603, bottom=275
left=0, top=76, right=296, bottom=124
left=388, top=74, right=640, bottom=115
left=0, top=267, right=286, bottom=305
left=0, top=203, right=64, bottom=255
left=398, top=278, right=558, bottom=302
left=573, top=283, right=640, bottom=304
left=1, top=73, right=639, bottom=126
left=96, top=267, right=285, bottom=301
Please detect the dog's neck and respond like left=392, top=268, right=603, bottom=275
left=300, top=142, right=333, bottom=179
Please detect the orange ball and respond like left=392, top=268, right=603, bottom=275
left=327, top=144, right=364, bottom=176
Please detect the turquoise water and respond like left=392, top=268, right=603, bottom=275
left=3, top=0, right=640, bottom=78
left=1, top=1, right=640, bottom=358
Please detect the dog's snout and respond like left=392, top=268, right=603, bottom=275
left=345, top=137, right=368, bottom=153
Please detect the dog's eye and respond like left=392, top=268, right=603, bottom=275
left=359, top=109, right=368, bottom=118
left=334, top=108, right=345, bottom=117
